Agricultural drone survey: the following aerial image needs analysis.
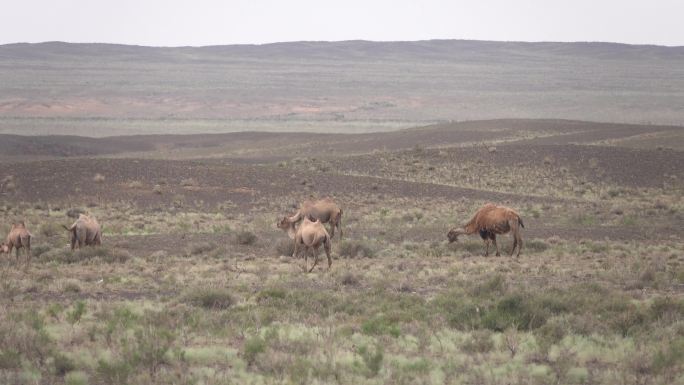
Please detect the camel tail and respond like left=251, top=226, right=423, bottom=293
left=518, top=217, right=524, bottom=228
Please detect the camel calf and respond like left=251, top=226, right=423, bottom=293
left=1, top=221, right=32, bottom=264
left=448, top=203, right=524, bottom=257
left=278, top=216, right=332, bottom=273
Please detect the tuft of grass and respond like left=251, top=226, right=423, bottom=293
left=180, top=178, right=198, bottom=187
left=42, top=246, right=131, bottom=264
left=525, top=239, right=550, bottom=253
left=234, top=231, right=257, bottom=246
left=127, top=180, right=143, bottom=189
left=243, top=335, right=266, bottom=366
left=339, top=240, right=375, bottom=258
left=274, top=238, right=295, bottom=256
left=40, top=221, right=64, bottom=238
left=182, top=287, right=234, bottom=310
left=53, top=353, right=76, bottom=376
left=64, top=371, right=88, bottom=385
left=339, top=272, right=361, bottom=287
left=357, top=344, right=384, bottom=377
left=187, top=242, right=217, bottom=256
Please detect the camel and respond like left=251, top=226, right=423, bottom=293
left=278, top=216, right=332, bottom=273
left=63, top=214, right=102, bottom=250
left=1, top=221, right=32, bottom=264
left=448, top=203, right=524, bottom=257
left=282, top=197, right=343, bottom=238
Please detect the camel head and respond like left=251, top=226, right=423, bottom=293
left=277, top=217, right=297, bottom=240
left=0, top=243, right=9, bottom=253
left=447, top=228, right=465, bottom=243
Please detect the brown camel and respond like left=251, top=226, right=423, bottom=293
left=278, top=216, right=332, bottom=273
left=448, top=203, right=524, bottom=257
left=1, top=221, right=32, bottom=264
left=282, top=197, right=343, bottom=238
left=63, top=214, right=102, bottom=250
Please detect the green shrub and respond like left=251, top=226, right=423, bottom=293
left=461, top=330, right=494, bottom=353
left=357, top=344, right=383, bottom=377
left=652, top=337, right=684, bottom=376
left=65, top=371, right=88, bottom=385
left=234, top=231, right=257, bottom=245
left=471, top=274, right=507, bottom=297
left=42, top=246, right=130, bottom=264
left=274, top=238, right=295, bottom=256
left=361, top=314, right=401, bottom=337
left=53, top=352, right=76, bottom=376
left=40, top=221, right=64, bottom=238
left=97, top=358, right=133, bottom=385
left=339, top=240, right=375, bottom=258
left=482, top=293, right=549, bottom=331
left=525, top=239, right=550, bottom=253
left=67, top=301, right=87, bottom=327
left=649, top=297, right=684, bottom=323
left=187, top=242, right=217, bottom=256
left=339, top=272, right=361, bottom=286
left=243, top=336, right=267, bottom=366
left=31, top=244, right=51, bottom=258
left=183, top=287, right=234, bottom=309
left=256, top=287, right=287, bottom=304
left=132, top=322, right=176, bottom=376
left=0, top=310, right=53, bottom=368
left=0, top=350, right=21, bottom=370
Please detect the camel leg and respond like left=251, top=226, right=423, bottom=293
left=506, top=221, right=518, bottom=257
left=304, top=247, right=309, bottom=272
left=22, top=236, right=31, bottom=266
left=328, top=223, right=335, bottom=239
left=515, top=231, right=523, bottom=257
left=292, top=240, right=300, bottom=259
left=24, top=243, right=31, bottom=266
left=492, top=235, right=500, bottom=256
left=483, top=239, right=489, bottom=257
left=309, top=246, right=320, bottom=273
left=325, top=238, right=332, bottom=269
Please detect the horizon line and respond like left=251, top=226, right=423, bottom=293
left=2, top=38, right=683, bottom=49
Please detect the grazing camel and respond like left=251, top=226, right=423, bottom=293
left=278, top=216, right=332, bottom=273
left=448, top=203, right=524, bottom=257
left=1, top=221, right=32, bottom=264
left=282, top=197, right=343, bottom=238
left=63, top=214, right=102, bottom=250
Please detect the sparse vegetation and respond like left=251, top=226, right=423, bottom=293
left=0, top=116, right=682, bottom=384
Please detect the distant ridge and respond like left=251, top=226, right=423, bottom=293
left=2, top=39, right=683, bottom=60
left=1, top=40, right=683, bottom=133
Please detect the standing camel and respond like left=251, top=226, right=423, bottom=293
left=1, top=221, right=32, bottom=265
left=278, top=216, right=332, bottom=273
left=281, top=197, right=343, bottom=238
left=447, top=203, right=524, bottom=257
left=63, top=214, right=102, bottom=250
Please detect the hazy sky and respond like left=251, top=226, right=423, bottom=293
left=1, top=0, right=682, bottom=47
